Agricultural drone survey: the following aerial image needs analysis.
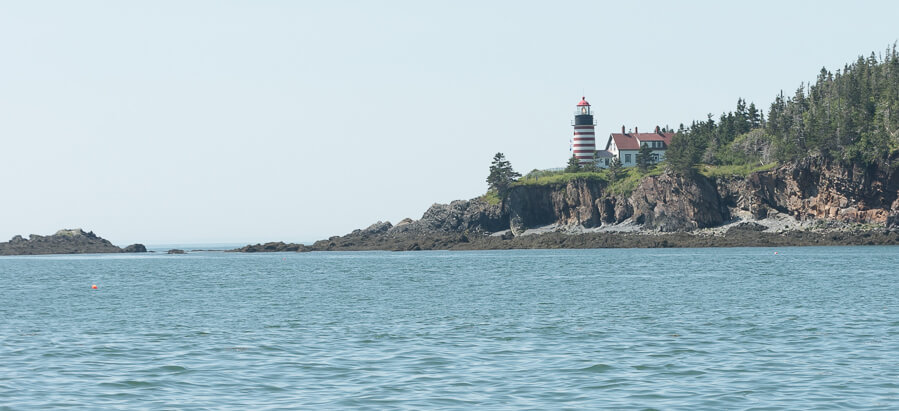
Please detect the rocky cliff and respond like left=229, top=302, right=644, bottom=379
left=500, top=156, right=899, bottom=235
left=237, top=156, right=899, bottom=252
left=0, top=229, right=147, bottom=256
left=505, top=173, right=728, bottom=234
left=718, top=156, right=899, bottom=226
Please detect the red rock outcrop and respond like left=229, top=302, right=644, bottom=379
left=719, top=156, right=899, bottom=225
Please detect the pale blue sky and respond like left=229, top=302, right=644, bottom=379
left=1, top=1, right=897, bottom=245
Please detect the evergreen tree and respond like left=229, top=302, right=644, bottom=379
left=486, top=152, right=521, bottom=196
left=607, top=157, right=623, bottom=181
left=748, top=102, right=761, bottom=128
left=565, top=154, right=582, bottom=173
left=582, top=157, right=599, bottom=172
left=665, top=132, right=701, bottom=174
left=757, top=46, right=899, bottom=163
left=735, top=98, right=750, bottom=134
left=636, top=144, right=654, bottom=172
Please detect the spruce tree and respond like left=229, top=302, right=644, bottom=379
left=486, top=152, right=521, bottom=196
left=665, top=132, right=699, bottom=174
left=748, top=102, right=761, bottom=128
left=565, top=154, right=582, bottom=173
left=607, top=157, right=623, bottom=181
left=636, top=144, right=654, bottom=172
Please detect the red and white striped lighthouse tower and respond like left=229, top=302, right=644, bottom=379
left=571, top=97, right=596, bottom=164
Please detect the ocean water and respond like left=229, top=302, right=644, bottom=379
left=1, top=247, right=898, bottom=409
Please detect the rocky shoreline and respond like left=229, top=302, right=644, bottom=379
left=11, top=156, right=894, bottom=255
left=0, top=229, right=146, bottom=256
left=233, top=156, right=899, bottom=252
left=297, top=220, right=899, bottom=252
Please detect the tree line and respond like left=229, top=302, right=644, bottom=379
left=489, top=45, right=899, bottom=193
left=668, top=45, right=899, bottom=172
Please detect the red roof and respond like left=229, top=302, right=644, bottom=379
left=607, top=132, right=675, bottom=151
left=576, top=96, right=590, bottom=106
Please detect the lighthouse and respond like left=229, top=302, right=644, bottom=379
left=571, top=97, right=596, bottom=164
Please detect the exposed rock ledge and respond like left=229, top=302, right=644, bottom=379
left=235, top=156, right=899, bottom=252
left=228, top=242, right=311, bottom=253
left=0, top=228, right=147, bottom=256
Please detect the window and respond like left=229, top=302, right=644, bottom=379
left=604, top=158, right=609, bottom=165
left=625, top=154, right=631, bottom=163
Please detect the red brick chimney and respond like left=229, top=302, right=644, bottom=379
left=655, top=125, right=660, bottom=134
left=621, top=125, right=625, bottom=134
left=635, top=126, right=638, bottom=134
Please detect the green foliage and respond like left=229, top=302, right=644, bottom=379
left=486, top=152, right=521, bottom=196
left=698, top=162, right=778, bottom=178
left=764, top=45, right=899, bottom=163
left=515, top=163, right=665, bottom=197
left=522, top=168, right=563, bottom=180
left=636, top=144, right=654, bottom=172
left=513, top=165, right=663, bottom=198
left=720, top=129, right=774, bottom=165
left=565, top=154, right=581, bottom=173
left=665, top=131, right=704, bottom=174
left=607, top=157, right=624, bottom=181
left=581, top=159, right=599, bottom=172
left=606, top=166, right=663, bottom=196
left=480, top=190, right=502, bottom=205
left=668, top=47, right=899, bottom=170
left=514, top=171, right=607, bottom=187
left=668, top=45, right=898, bottom=169
left=488, top=48, right=899, bottom=201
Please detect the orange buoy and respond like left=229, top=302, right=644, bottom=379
left=91, top=284, right=98, bottom=289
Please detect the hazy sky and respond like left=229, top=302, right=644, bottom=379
left=1, top=1, right=897, bottom=245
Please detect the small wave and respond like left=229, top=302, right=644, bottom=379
left=154, top=365, right=189, bottom=373
left=100, top=380, right=157, bottom=388
left=579, top=363, right=613, bottom=373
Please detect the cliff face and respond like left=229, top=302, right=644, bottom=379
left=507, top=179, right=605, bottom=235
left=504, top=173, right=727, bottom=233
left=240, top=157, right=899, bottom=253
left=719, top=156, right=899, bottom=225
left=234, top=156, right=899, bottom=252
left=630, top=173, right=728, bottom=231
left=0, top=229, right=146, bottom=256
left=505, top=157, right=899, bottom=233
left=406, top=157, right=899, bottom=236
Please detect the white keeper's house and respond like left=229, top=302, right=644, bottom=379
left=569, top=96, right=675, bottom=168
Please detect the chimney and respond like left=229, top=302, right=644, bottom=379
left=635, top=126, right=638, bottom=134
left=655, top=125, right=660, bottom=134
left=621, top=125, right=625, bottom=134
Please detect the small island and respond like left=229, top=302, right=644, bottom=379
left=0, top=229, right=146, bottom=256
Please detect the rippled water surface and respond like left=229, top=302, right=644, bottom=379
left=2, top=247, right=899, bottom=409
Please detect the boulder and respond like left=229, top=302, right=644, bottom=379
left=726, top=222, right=767, bottom=234
left=123, top=244, right=147, bottom=253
